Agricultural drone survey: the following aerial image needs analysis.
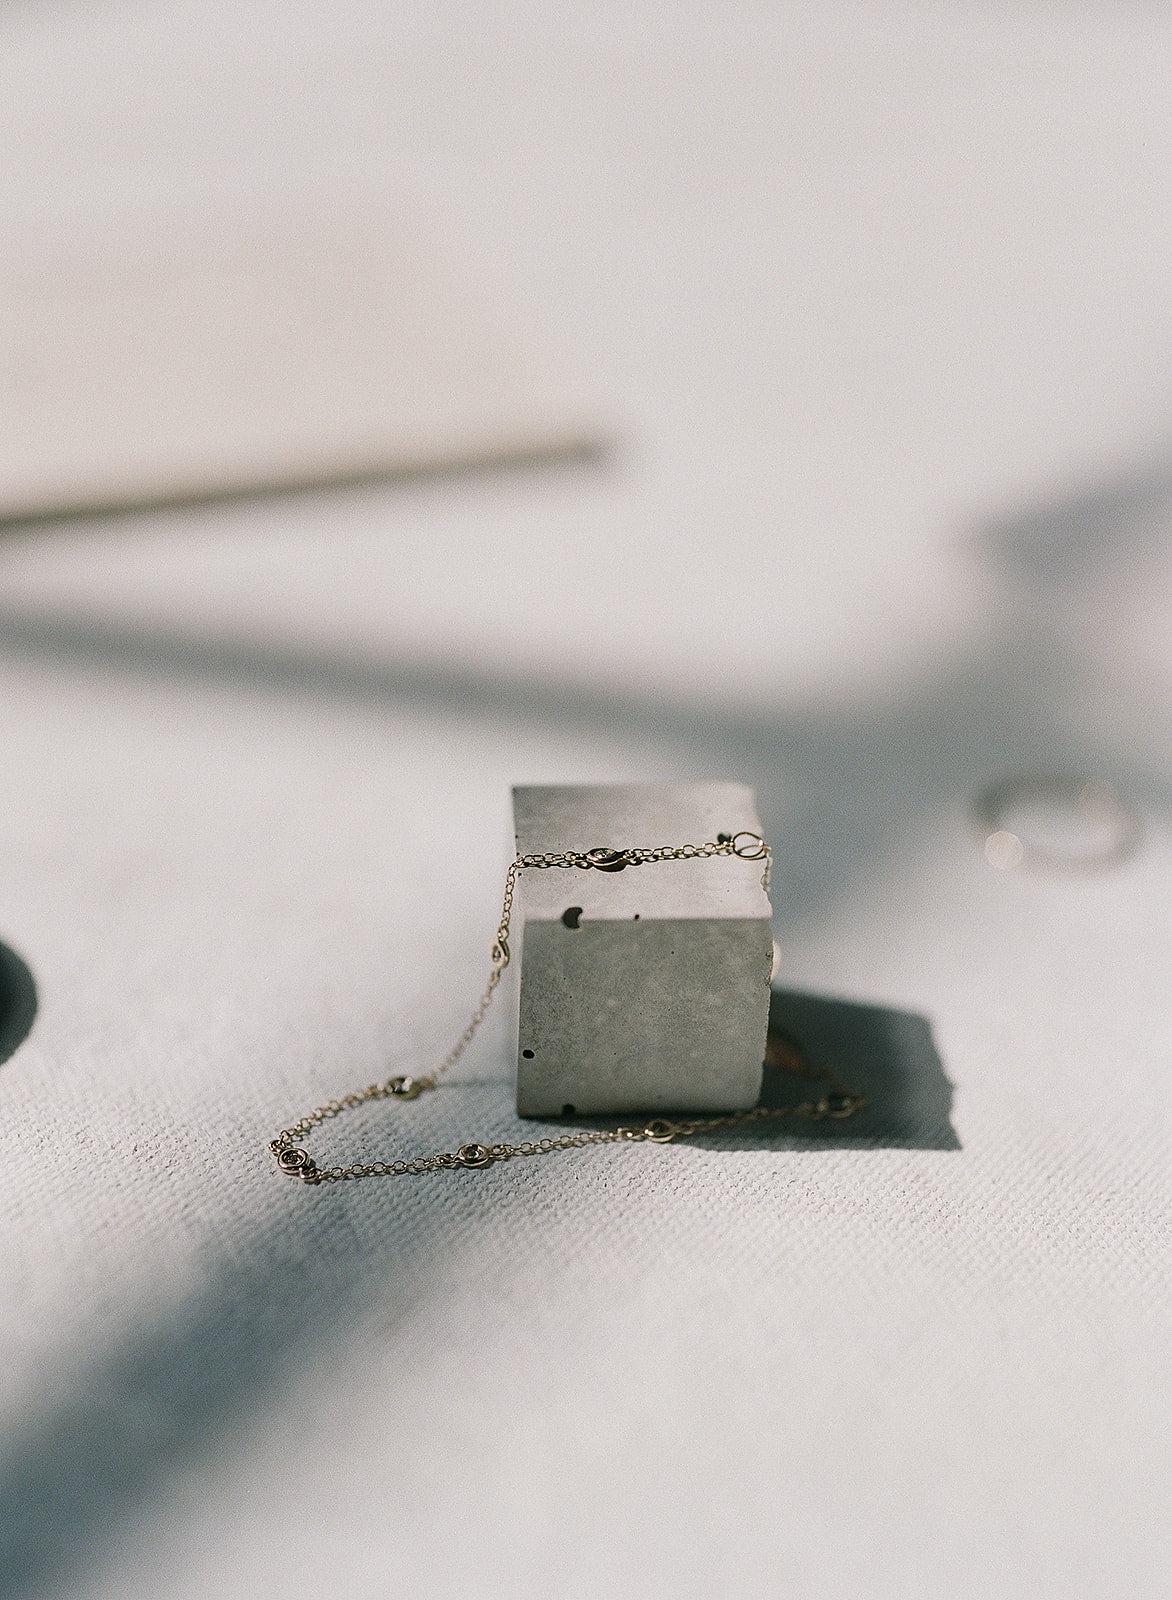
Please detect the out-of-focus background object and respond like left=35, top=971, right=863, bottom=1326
left=0, top=5, right=1168, bottom=1600
left=974, top=775, right=1141, bottom=873
left=0, top=231, right=597, bottom=520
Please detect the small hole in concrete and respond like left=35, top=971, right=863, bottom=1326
left=522, top=1048, right=535, bottom=1058
left=562, top=906, right=583, bottom=929
left=562, top=1103, right=576, bottom=1117
left=633, top=913, right=640, bottom=920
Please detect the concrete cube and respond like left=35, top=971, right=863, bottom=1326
left=511, top=783, right=773, bottom=1116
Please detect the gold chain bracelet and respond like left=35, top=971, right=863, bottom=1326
left=270, top=833, right=866, bottom=1184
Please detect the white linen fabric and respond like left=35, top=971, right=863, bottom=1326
left=0, top=5, right=1168, bottom=1598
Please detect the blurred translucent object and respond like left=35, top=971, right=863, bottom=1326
left=973, top=776, right=1140, bottom=873
left=984, top=830, right=1026, bottom=871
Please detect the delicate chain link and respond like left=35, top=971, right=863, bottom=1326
left=270, top=833, right=863, bottom=1184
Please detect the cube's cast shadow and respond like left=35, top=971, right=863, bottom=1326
left=747, top=985, right=958, bottom=1150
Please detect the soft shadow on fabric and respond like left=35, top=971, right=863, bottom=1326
left=760, top=987, right=958, bottom=1151
left=0, top=1208, right=385, bottom=1598
left=0, top=439, right=1166, bottom=938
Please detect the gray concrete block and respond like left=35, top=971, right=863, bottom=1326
left=511, top=783, right=773, bottom=1116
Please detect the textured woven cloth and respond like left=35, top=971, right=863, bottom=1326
left=0, top=642, right=1165, bottom=1600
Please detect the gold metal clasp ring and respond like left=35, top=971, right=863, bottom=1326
left=730, top=831, right=767, bottom=859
